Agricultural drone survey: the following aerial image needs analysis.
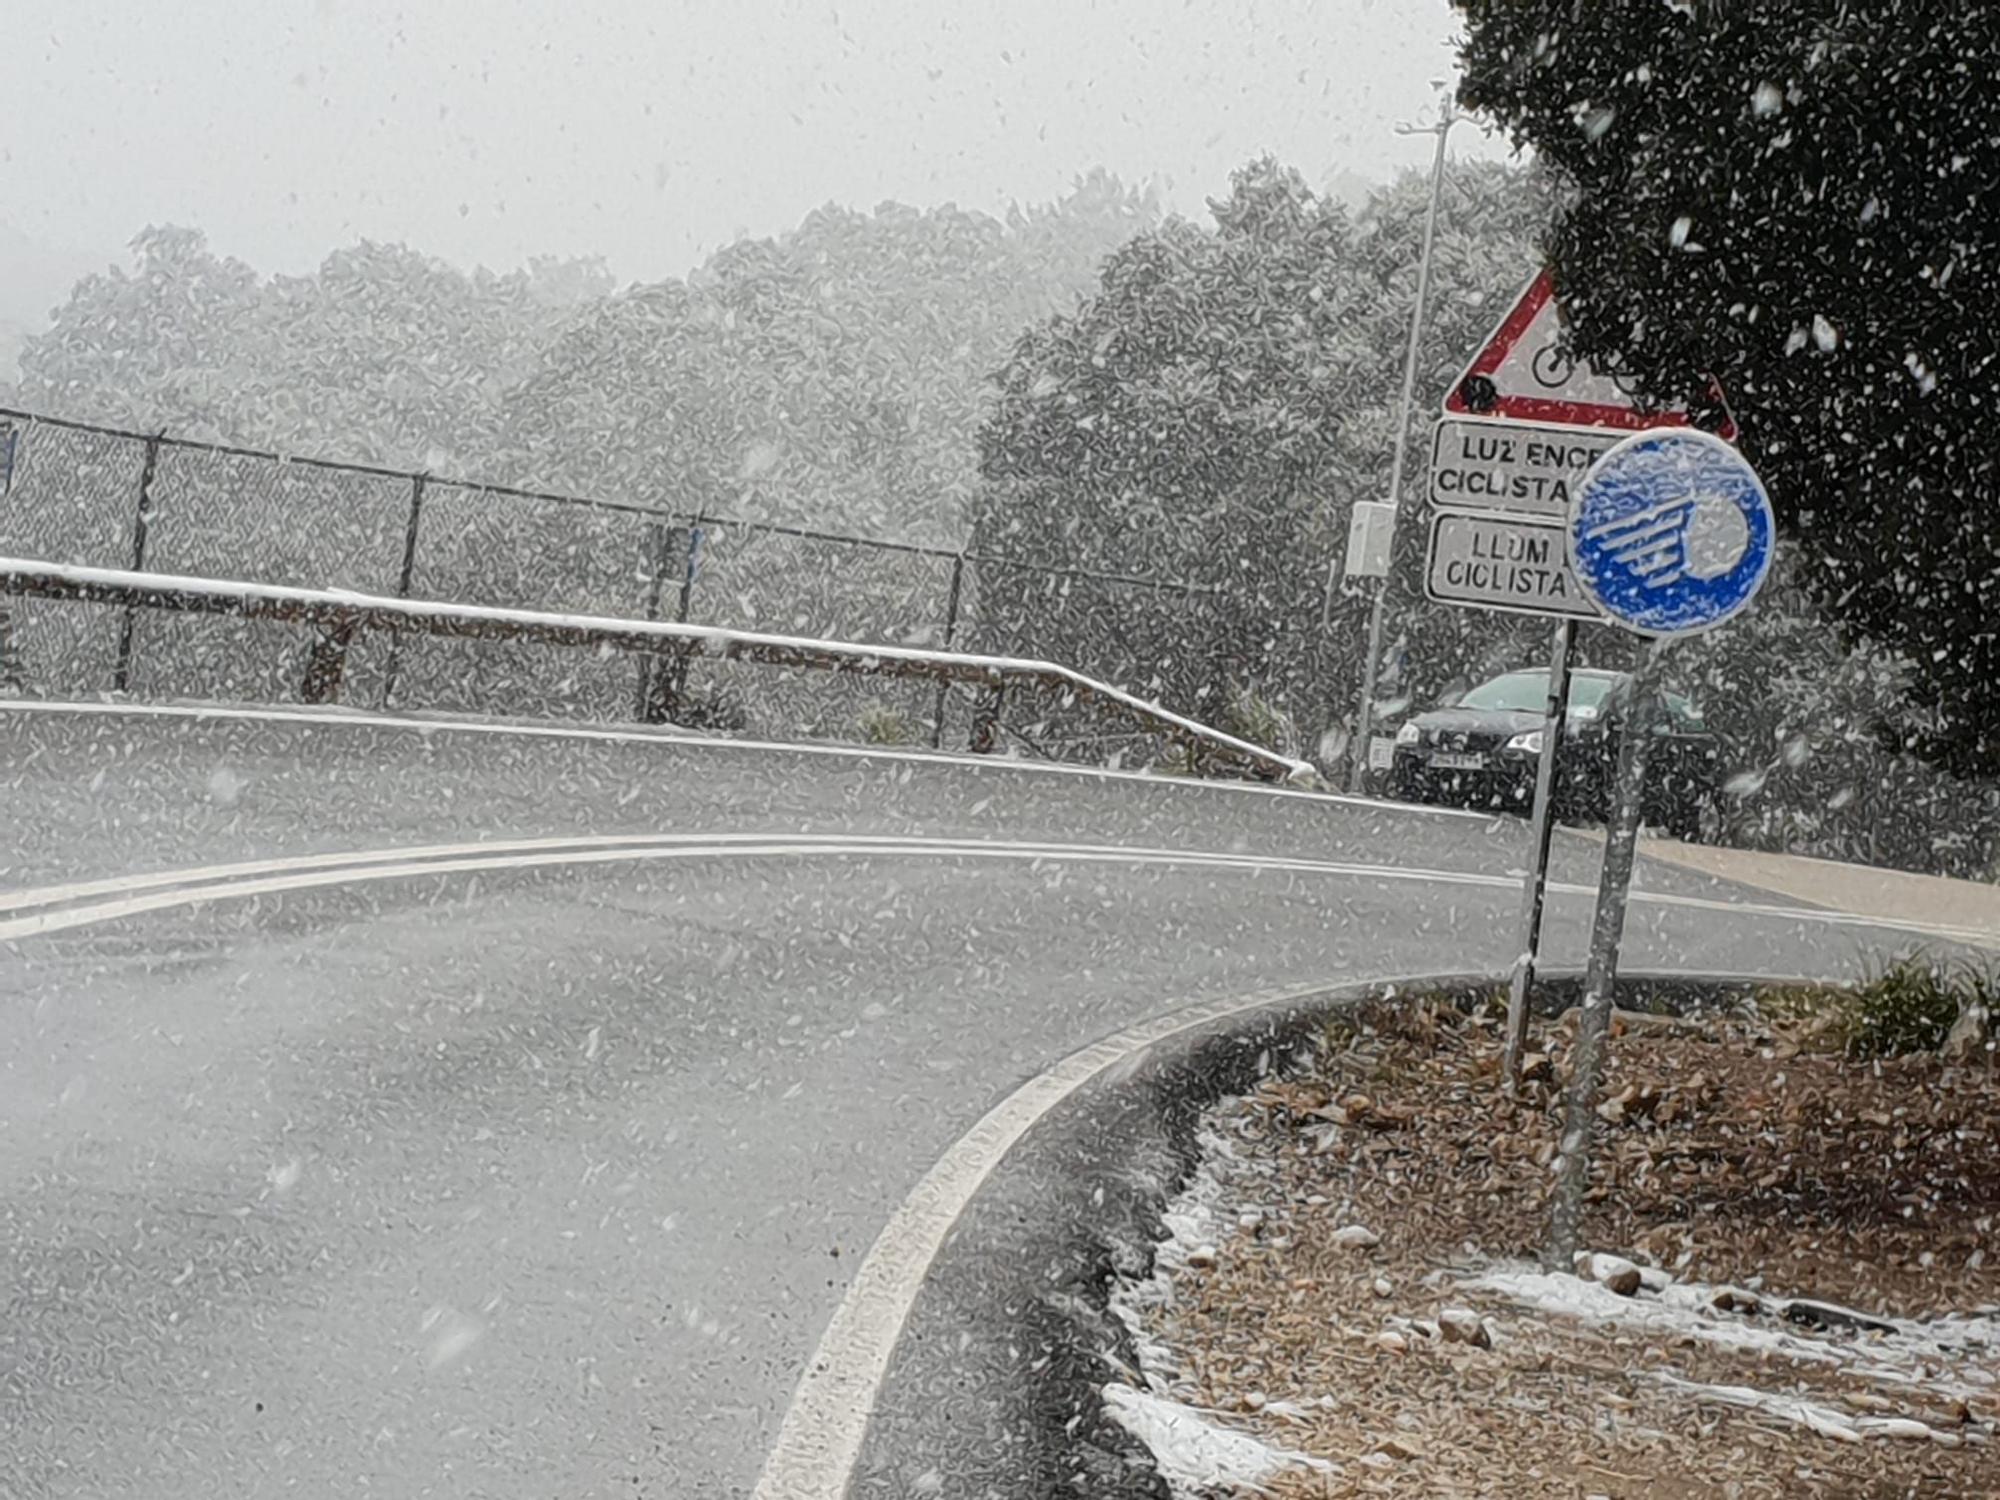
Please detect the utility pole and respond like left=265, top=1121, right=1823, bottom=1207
left=1342, top=93, right=1457, bottom=792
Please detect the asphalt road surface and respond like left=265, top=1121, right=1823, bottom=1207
left=0, top=701, right=1955, bottom=1499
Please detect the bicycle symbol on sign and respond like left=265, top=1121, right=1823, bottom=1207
left=1530, top=340, right=1644, bottom=398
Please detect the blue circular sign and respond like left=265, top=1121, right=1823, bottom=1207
left=1568, top=427, right=1774, bottom=637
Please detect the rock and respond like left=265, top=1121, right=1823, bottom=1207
left=1437, top=1308, right=1492, bottom=1349
left=1711, top=1286, right=1763, bottom=1316
left=1575, top=1252, right=1644, bottom=1297
left=1184, top=1245, right=1218, bottom=1270
left=1374, top=1331, right=1408, bottom=1354
left=1780, top=1298, right=1897, bottom=1335
left=1371, top=1277, right=1394, bottom=1299
left=1238, top=1209, right=1264, bottom=1233
left=1358, top=1452, right=1394, bottom=1471
left=1518, top=1051, right=1554, bottom=1084
left=1374, top=1434, right=1425, bottom=1460
left=1241, top=1391, right=1267, bottom=1413
left=1330, top=1224, right=1380, bottom=1250
left=1942, top=1001, right=1992, bottom=1064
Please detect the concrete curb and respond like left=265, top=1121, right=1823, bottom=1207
left=845, top=970, right=1787, bottom=1498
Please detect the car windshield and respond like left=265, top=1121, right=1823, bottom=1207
left=5, top=5, right=1997, bottom=1497
left=1456, top=671, right=1618, bottom=713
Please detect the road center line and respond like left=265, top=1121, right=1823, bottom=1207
left=3, top=832, right=1990, bottom=949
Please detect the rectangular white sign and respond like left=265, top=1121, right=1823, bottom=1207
left=1424, top=510, right=1599, bottom=620
left=1429, top=416, right=1623, bottom=518
left=1343, top=500, right=1394, bottom=581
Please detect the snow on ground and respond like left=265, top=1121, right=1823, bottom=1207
left=1104, top=1124, right=1336, bottom=1493
left=1101, top=1384, right=1337, bottom=1492
left=1464, top=1261, right=2000, bottom=1415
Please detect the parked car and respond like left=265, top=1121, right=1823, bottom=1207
left=1383, top=667, right=1720, bottom=840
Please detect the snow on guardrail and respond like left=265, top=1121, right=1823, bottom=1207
left=0, top=556, right=1316, bottom=785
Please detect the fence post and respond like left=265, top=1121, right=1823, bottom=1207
left=300, top=610, right=362, bottom=705
left=969, top=680, right=1005, bottom=754
left=632, top=519, right=675, bottom=721
left=111, top=432, right=165, bottom=694
left=640, top=520, right=702, bottom=725
left=378, top=474, right=428, bottom=708
left=930, top=553, right=966, bottom=749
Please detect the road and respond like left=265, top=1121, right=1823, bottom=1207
left=0, top=701, right=1964, bottom=1499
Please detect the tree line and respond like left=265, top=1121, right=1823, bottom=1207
left=8, top=67, right=1996, bottom=876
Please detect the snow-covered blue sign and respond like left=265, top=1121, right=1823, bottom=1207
left=1568, top=427, right=1773, bottom=637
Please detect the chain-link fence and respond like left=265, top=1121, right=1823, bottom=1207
left=0, top=407, right=1271, bottom=759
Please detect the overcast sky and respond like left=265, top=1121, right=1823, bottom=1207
left=1, top=0, right=1506, bottom=292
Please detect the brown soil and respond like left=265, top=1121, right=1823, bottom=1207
left=1128, top=997, right=2000, bottom=1498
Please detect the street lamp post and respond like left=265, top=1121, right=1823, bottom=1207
left=1342, top=96, right=1457, bottom=793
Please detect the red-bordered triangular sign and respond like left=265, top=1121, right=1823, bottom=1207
left=1443, top=270, right=1737, bottom=441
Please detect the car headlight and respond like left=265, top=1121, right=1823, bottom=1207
left=1505, top=729, right=1544, bottom=754
left=1395, top=722, right=1422, bottom=746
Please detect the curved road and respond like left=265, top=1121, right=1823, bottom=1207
left=0, top=702, right=1954, bottom=1499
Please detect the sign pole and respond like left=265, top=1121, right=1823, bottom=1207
left=1546, top=643, right=1663, bottom=1264
left=1501, top=616, right=1576, bottom=1087
left=1343, top=97, right=1454, bottom=791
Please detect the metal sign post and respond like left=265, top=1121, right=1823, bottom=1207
left=1544, top=427, right=1775, bottom=1264
left=1546, top=645, right=1663, bottom=1262
left=1501, top=616, right=1576, bottom=1087
left=1342, top=97, right=1456, bottom=792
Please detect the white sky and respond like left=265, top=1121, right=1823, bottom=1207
left=0, top=0, right=1505, bottom=289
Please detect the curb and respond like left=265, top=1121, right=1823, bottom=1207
left=843, top=970, right=1784, bottom=1498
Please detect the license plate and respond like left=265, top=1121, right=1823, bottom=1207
left=1429, top=751, right=1486, bottom=771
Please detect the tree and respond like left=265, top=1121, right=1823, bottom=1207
left=972, top=157, right=1553, bottom=737
left=1454, top=2, right=2000, bottom=777
left=501, top=177, right=1159, bottom=546
left=12, top=228, right=608, bottom=473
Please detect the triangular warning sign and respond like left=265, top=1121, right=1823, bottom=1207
left=1443, top=270, right=1737, bottom=441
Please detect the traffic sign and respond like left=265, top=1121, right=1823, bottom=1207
left=1568, top=428, right=1774, bottom=637
left=1443, top=270, right=1737, bottom=442
left=1429, top=416, right=1623, bottom=518
left=1424, top=510, right=1599, bottom=620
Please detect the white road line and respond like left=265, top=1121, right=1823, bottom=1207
left=0, top=695, right=1493, bottom=824
left=7, top=828, right=1992, bottom=944
left=0, top=838, right=1521, bottom=941
left=747, top=976, right=1359, bottom=1500
left=750, top=960, right=1848, bottom=1500
left=5, top=830, right=1991, bottom=949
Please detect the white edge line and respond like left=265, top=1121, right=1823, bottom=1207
left=748, top=974, right=1356, bottom=1500
left=749, top=962, right=1853, bottom=1500
left=0, top=696, right=1502, bottom=828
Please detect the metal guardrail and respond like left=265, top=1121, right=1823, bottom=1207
left=0, top=557, right=1316, bottom=785
left=0, top=404, right=1253, bottom=749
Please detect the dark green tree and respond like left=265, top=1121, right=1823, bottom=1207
left=973, top=157, right=1552, bottom=741
left=1454, top=1, right=2000, bottom=776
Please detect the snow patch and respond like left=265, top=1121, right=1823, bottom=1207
left=1465, top=1263, right=2000, bottom=1404
left=1102, top=1384, right=1335, bottom=1492
left=1649, top=1374, right=1957, bottom=1446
